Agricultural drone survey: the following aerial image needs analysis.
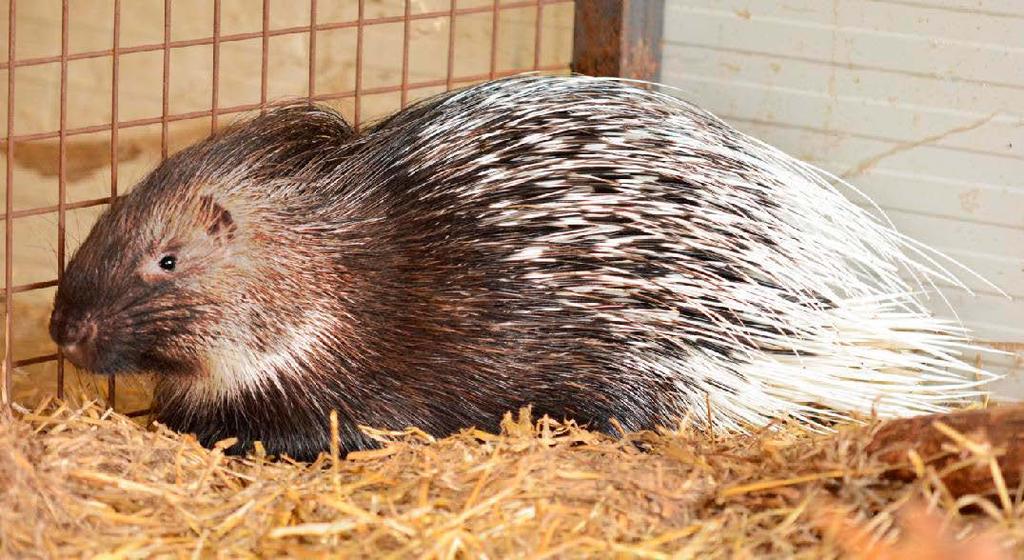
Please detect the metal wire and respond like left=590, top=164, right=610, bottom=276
left=353, top=0, right=365, bottom=132
left=308, top=0, right=317, bottom=101
left=0, top=0, right=575, bottom=409
left=489, top=0, right=500, bottom=79
left=211, top=0, right=221, bottom=132
left=0, top=1, right=568, bottom=74
left=400, top=0, right=411, bottom=108
left=108, top=0, right=122, bottom=406
left=2, top=0, right=17, bottom=406
left=261, top=0, right=270, bottom=113
left=534, top=0, right=544, bottom=69
left=56, top=0, right=70, bottom=399
left=161, top=0, right=171, bottom=161
left=446, top=0, right=457, bottom=91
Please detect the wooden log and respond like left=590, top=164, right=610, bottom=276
left=866, top=405, right=1024, bottom=497
left=571, top=0, right=665, bottom=81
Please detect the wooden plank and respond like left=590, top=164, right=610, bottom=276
left=699, top=117, right=1024, bottom=228
left=571, top=0, right=664, bottom=81
left=666, top=0, right=1024, bottom=47
left=663, top=42, right=1024, bottom=118
left=663, top=3, right=1024, bottom=88
left=661, top=45, right=1024, bottom=159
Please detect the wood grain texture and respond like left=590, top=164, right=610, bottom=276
left=867, top=405, right=1024, bottom=496
left=572, top=0, right=664, bottom=80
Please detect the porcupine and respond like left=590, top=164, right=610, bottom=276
left=48, top=75, right=995, bottom=461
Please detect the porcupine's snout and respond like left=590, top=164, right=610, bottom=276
left=49, top=307, right=99, bottom=371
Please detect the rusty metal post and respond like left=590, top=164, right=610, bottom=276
left=571, top=0, right=664, bottom=81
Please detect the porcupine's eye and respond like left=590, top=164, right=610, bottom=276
left=158, top=255, right=177, bottom=271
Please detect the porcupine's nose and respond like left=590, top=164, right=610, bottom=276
left=50, top=312, right=98, bottom=370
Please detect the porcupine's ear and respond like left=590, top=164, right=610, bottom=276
left=198, top=195, right=236, bottom=243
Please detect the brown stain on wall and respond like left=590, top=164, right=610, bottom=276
left=4, top=139, right=143, bottom=183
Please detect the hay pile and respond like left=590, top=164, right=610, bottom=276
left=2, top=399, right=1023, bottom=559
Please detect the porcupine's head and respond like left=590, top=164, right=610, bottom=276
left=49, top=105, right=352, bottom=392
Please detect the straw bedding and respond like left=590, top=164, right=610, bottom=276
left=2, top=399, right=1023, bottom=559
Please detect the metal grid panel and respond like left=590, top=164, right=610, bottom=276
left=1, top=0, right=575, bottom=410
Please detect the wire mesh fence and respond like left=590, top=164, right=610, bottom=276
left=1, top=0, right=576, bottom=411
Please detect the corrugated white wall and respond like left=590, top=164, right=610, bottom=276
left=661, top=0, right=1024, bottom=396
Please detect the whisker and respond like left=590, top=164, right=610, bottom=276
left=117, top=301, right=209, bottom=322
left=119, top=315, right=192, bottom=330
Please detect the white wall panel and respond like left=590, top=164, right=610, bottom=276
left=662, top=0, right=1024, bottom=396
